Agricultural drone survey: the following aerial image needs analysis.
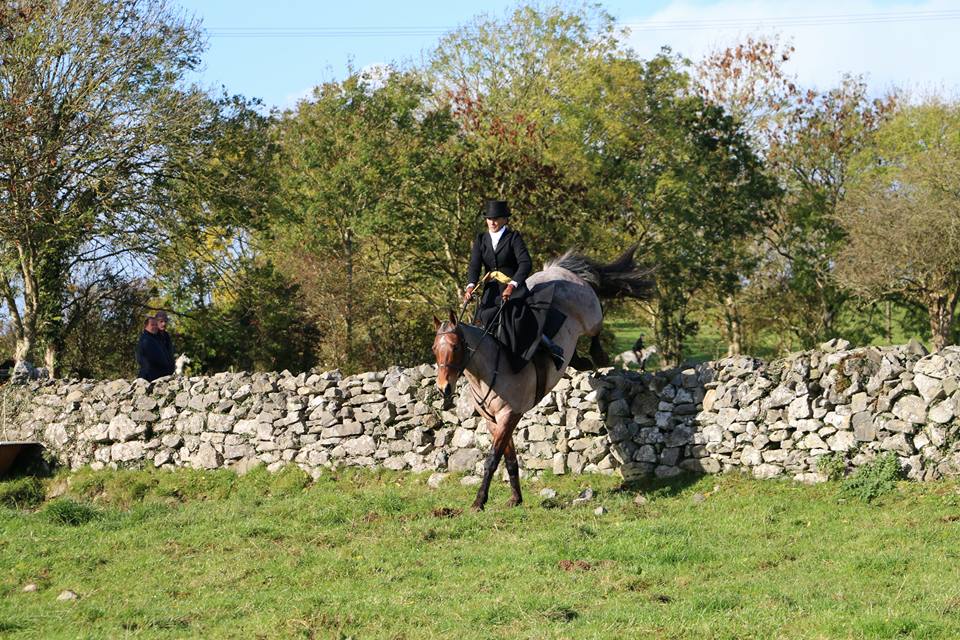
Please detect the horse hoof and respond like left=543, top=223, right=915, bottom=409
left=506, top=497, right=522, bottom=507
left=471, top=501, right=485, bottom=512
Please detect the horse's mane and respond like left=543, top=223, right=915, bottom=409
left=543, top=245, right=655, bottom=300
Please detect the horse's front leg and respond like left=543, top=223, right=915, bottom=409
left=504, top=438, right=522, bottom=507
left=472, top=412, right=521, bottom=511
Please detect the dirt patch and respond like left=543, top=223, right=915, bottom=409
left=557, top=559, right=592, bottom=572
left=431, top=507, right=462, bottom=518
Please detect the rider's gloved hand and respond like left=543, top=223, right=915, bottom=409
left=502, top=284, right=515, bottom=301
left=463, top=285, right=475, bottom=303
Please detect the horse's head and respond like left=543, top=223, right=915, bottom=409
left=432, top=309, right=465, bottom=402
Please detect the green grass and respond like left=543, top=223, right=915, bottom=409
left=603, top=316, right=736, bottom=369
left=3, top=467, right=960, bottom=638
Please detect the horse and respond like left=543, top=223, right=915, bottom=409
left=432, top=247, right=654, bottom=510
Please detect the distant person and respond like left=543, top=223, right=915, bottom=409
left=632, top=334, right=657, bottom=371
left=632, top=335, right=644, bottom=361
left=136, top=314, right=168, bottom=381
left=154, top=310, right=176, bottom=377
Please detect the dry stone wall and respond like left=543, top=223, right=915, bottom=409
left=3, top=339, right=960, bottom=482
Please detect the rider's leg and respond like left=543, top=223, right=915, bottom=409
left=540, top=334, right=565, bottom=370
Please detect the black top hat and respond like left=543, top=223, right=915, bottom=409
left=482, top=200, right=510, bottom=219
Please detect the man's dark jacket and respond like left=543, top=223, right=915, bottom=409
left=158, top=331, right=175, bottom=377
left=466, top=228, right=554, bottom=371
left=136, top=331, right=170, bottom=381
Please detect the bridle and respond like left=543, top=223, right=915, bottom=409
left=434, top=329, right=465, bottom=374
left=434, top=300, right=506, bottom=414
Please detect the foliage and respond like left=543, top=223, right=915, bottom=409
left=756, top=77, right=895, bottom=348
left=152, top=94, right=281, bottom=315
left=836, top=97, right=960, bottom=351
left=173, top=260, right=319, bottom=374
left=0, top=0, right=210, bottom=374
left=67, top=465, right=239, bottom=507
left=55, top=277, right=151, bottom=379
left=841, top=452, right=903, bottom=503
left=817, top=453, right=848, bottom=482
left=696, top=38, right=897, bottom=352
left=3, top=4, right=956, bottom=377
left=595, top=53, right=779, bottom=365
left=270, top=70, right=446, bottom=373
left=425, top=4, right=617, bottom=255
left=268, top=464, right=312, bottom=497
left=695, top=35, right=798, bottom=152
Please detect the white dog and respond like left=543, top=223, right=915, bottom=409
left=175, top=354, right=192, bottom=376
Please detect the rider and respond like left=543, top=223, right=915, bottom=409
left=463, top=199, right=564, bottom=370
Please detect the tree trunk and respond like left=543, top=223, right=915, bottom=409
left=44, top=344, right=59, bottom=379
left=885, top=300, right=893, bottom=343
left=724, top=294, right=743, bottom=357
left=343, top=228, right=354, bottom=365
left=656, top=293, right=686, bottom=368
left=14, top=244, right=40, bottom=365
left=928, top=290, right=958, bottom=352
left=14, top=332, right=33, bottom=364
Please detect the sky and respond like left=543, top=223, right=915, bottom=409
left=174, top=0, right=960, bottom=109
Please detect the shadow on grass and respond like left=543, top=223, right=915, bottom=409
left=614, top=472, right=704, bottom=499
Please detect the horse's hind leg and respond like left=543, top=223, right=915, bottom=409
left=589, top=335, right=610, bottom=367
left=504, top=439, right=522, bottom=507
left=569, top=351, right=594, bottom=370
left=472, top=413, right=521, bottom=511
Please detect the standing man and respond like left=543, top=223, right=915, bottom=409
left=135, top=314, right=168, bottom=381
left=463, top=199, right=563, bottom=370
left=154, top=310, right=176, bottom=377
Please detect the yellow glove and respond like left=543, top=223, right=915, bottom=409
left=482, top=271, right=513, bottom=285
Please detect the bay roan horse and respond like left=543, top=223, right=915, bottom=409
left=432, top=247, right=654, bottom=510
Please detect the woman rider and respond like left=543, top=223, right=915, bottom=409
left=463, top=200, right=564, bottom=370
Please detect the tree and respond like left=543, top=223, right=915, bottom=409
left=271, top=70, right=446, bottom=372
left=419, top=5, right=623, bottom=281
left=151, top=94, right=280, bottom=323
left=0, top=0, right=208, bottom=375
left=591, top=53, right=778, bottom=366
left=56, top=275, right=150, bottom=379
left=759, top=77, right=895, bottom=348
left=695, top=38, right=898, bottom=353
left=174, top=260, right=319, bottom=374
left=695, top=36, right=798, bottom=355
left=836, top=98, right=960, bottom=351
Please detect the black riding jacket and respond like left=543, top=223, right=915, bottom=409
left=466, top=228, right=532, bottom=310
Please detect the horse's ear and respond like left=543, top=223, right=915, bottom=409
left=433, top=315, right=442, bottom=331
left=448, top=309, right=457, bottom=325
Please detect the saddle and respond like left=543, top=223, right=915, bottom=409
left=530, top=305, right=567, bottom=404
left=531, top=349, right=552, bottom=405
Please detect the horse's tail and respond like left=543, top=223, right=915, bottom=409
left=544, top=245, right=655, bottom=300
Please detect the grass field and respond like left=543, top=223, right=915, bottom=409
left=3, top=466, right=960, bottom=639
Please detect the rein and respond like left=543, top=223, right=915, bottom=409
left=439, top=292, right=506, bottom=414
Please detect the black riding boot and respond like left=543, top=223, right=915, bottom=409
left=540, top=335, right=565, bottom=370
